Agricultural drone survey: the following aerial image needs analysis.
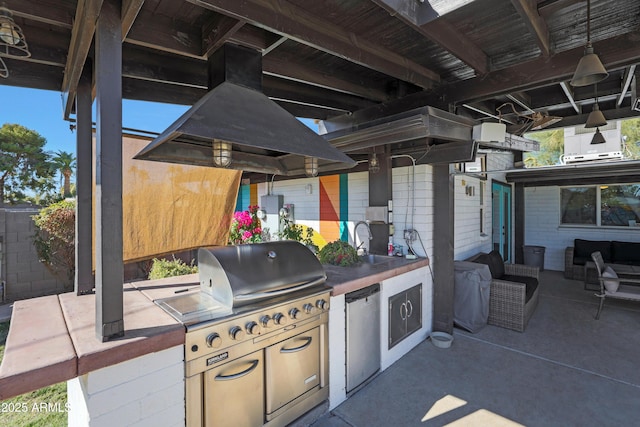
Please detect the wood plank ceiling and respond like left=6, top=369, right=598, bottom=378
left=2, top=0, right=640, bottom=135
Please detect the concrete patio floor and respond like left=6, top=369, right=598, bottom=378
left=312, top=270, right=640, bottom=427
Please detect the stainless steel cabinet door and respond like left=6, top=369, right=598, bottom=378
left=265, top=327, right=320, bottom=415
left=405, top=284, right=422, bottom=336
left=204, top=350, right=264, bottom=427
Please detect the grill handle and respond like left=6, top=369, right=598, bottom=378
left=280, top=336, right=313, bottom=353
left=233, top=276, right=326, bottom=302
left=214, top=359, right=260, bottom=381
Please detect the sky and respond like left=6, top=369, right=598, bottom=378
left=0, top=85, right=318, bottom=157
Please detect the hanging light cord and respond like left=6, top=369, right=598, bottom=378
left=586, top=0, right=591, bottom=44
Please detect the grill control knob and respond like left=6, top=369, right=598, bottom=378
left=246, top=321, right=260, bottom=335
left=206, top=333, right=222, bottom=348
left=229, top=326, right=244, bottom=341
left=273, top=313, right=287, bottom=325
left=316, top=299, right=328, bottom=310
left=303, top=303, right=316, bottom=314
left=289, top=307, right=300, bottom=319
left=260, top=315, right=273, bottom=328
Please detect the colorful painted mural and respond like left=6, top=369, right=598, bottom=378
left=235, top=183, right=258, bottom=212
left=319, top=174, right=349, bottom=243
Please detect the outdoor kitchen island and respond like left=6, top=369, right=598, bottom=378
left=0, top=253, right=430, bottom=427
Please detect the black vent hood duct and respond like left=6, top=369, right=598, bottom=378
left=135, top=44, right=355, bottom=175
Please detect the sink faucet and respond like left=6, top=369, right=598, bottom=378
left=353, top=221, right=373, bottom=255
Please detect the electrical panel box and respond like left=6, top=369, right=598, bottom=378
left=260, top=195, right=283, bottom=215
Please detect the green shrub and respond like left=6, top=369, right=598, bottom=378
left=317, top=240, right=360, bottom=267
left=148, top=257, right=198, bottom=279
left=32, top=199, right=76, bottom=289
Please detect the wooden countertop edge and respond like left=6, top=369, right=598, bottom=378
left=329, top=258, right=430, bottom=296
left=0, top=295, right=78, bottom=401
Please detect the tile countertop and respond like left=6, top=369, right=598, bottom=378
left=0, top=257, right=428, bottom=401
left=325, top=255, right=430, bottom=296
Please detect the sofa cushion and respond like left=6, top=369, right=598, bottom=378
left=611, top=241, right=640, bottom=265
left=602, top=266, right=619, bottom=293
left=501, top=274, right=539, bottom=302
left=487, top=250, right=505, bottom=279
left=574, top=239, right=611, bottom=265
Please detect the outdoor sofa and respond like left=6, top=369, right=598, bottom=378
left=564, top=239, right=640, bottom=287
left=465, top=250, right=540, bottom=332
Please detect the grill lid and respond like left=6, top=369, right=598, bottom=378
left=198, top=241, right=327, bottom=308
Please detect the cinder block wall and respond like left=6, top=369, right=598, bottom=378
left=0, top=206, right=68, bottom=302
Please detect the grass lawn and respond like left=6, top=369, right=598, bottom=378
left=0, top=321, right=68, bottom=427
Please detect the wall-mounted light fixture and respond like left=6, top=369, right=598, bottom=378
left=0, top=6, right=30, bottom=57
left=212, top=139, right=232, bottom=167
left=369, top=149, right=380, bottom=174
left=304, top=156, right=318, bottom=177
left=570, top=0, right=608, bottom=87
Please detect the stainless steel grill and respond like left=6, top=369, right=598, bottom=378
left=155, top=241, right=331, bottom=427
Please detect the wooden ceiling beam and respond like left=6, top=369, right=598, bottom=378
left=327, top=33, right=640, bottom=127
left=61, top=0, right=103, bottom=119
left=125, top=9, right=203, bottom=58
left=121, top=0, right=145, bottom=39
left=371, top=0, right=489, bottom=74
left=4, top=0, right=75, bottom=28
left=262, top=56, right=390, bottom=103
left=202, top=14, right=246, bottom=58
left=187, top=0, right=440, bottom=88
left=510, top=0, right=550, bottom=57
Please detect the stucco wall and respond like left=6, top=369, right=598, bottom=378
left=0, top=207, right=67, bottom=302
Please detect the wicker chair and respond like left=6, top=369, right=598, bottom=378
left=591, top=251, right=640, bottom=320
left=467, top=251, right=540, bottom=332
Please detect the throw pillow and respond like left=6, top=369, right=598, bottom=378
left=487, top=250, right=505, bottom=279
left=602, top=266, right=619, bottom=293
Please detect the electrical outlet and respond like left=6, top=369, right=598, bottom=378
left=403, top=229, right=411, bottom=240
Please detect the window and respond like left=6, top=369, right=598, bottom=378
left=601, top=184, right=640, bottom=226
left=561, top=187, right=596, bottom=225
left=560, top=184, right=640, bottom=227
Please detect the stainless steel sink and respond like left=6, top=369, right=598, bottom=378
left=359, top=254, right=396, bottom=265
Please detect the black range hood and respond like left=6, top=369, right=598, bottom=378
left=135, top=44, right=356, bottom=175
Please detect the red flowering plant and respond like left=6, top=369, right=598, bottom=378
left=228, top=205, right=264, bottom=244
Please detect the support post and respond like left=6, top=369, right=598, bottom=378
left=514, top=182, right=525, bottom=265
left=369, top=146, right=392, bottom=255
left=75, top=64, right=94, bottom=295
left=432, top=163, right=455, bottom=334
left=95, top=0, right=124, bottom=341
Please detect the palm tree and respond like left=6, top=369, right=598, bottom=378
left=52, top=151, right=76, bottom=198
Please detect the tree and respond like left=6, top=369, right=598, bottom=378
left=0, top=123, right=55, bottom=205
left=523, top=128, right=564, bottom=167
left=52, top=150, right=76, bottom=198
left=621, top=117, right=640, bottom=159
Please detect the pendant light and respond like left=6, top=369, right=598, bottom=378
left=585, top=84, right=607, bottom=129
left=570, top=0, right=608, bottom=87
left=590, top=128, right=606, bottom=145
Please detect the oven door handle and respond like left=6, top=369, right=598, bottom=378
left=279, top=336, right=313, bottom=354
left=214, top=359, right=260, bottom=381
left=234, top=276, right=326, bottom=302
